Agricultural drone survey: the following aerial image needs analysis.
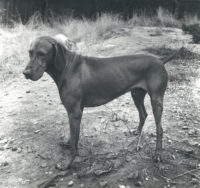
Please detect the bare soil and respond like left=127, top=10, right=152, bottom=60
left=0, top=26, right=200, bottom=188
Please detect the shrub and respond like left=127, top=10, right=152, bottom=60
left=182, top=23, right=200, bottom=44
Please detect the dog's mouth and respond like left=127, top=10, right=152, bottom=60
left=23, top=69, right=31, bottom=79
left=23, top=70, right=37, bottom=81
left=24, top=74, right=41, bottom=81
left=23, top=68, right=44, bottom=81
left=23, top=73, right=31, bottom=80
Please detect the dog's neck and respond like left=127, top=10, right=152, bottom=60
left=46, top=49, right=78, bottom=91
left=46, top=64, right=61, bottom=86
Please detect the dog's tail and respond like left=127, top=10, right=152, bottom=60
left=160, top=47, right=183, bottom=65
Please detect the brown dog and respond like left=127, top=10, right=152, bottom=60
left=23, top=36, right=177, bottom=169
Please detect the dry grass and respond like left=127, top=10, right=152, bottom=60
left=53, top=14, right=125, bottom=42
left=156, top=7, right=181, bottom=27
left=0, top=9, right=199, bottom=82
left=128, top=7, right=181, bottom=27
left=184, top=14, right=200, bottom=25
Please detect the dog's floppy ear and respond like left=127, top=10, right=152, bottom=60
left=52, top=42, right=66, bottom=71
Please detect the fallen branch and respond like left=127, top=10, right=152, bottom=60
left=38, top=170, right=71, bottom=188
left=171, top=167, right=200, bottom=180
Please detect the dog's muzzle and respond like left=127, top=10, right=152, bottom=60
left=23, top=69, right=32, bottom=79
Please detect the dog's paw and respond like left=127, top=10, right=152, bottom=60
left=59, top=140, right=71, bottom=149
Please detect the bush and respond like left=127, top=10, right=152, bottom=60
left=182, top=24, right=200, bottom=44
left=144, top=46, right=199, bottom=60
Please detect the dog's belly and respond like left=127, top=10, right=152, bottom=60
left=83, top=92, right=124, bottom=107
left=82, top=80, right=147, bottom=107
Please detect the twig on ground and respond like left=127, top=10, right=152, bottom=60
left=159, top=167, right=200, bottom=187
left=171, top=167, right=200, bottom=180
left=36, top=153, right=48, bottom=160
left=38, top=170, right=71, bottom=188
left=160, top=175, right=170, bottom=182
left=136, top=131, right=143, bottom=151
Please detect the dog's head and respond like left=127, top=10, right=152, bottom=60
left=23, top=36, right=66, bottom=81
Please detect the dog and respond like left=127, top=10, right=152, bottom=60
left=23, top=36, right=178, bottom=169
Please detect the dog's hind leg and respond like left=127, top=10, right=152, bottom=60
left=131, top=88, right=147, bottom=151
left=131, top=88, right=148, bottom=135
left=150, top=93, right=164, bottom=162
left=147, top=67, right=167, bottom=162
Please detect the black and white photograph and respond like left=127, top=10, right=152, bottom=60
left=0, top=0, right=200, bottom=187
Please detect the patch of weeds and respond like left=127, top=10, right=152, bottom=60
left=182, top=24, right=200, bottom=44
left=177, top=47, right=200, bottom=60
left=170, top=58, right=198, bottom=83
left=144, top=46, right=200, bottom=60
left=144, top=46, right=175, bottom=57
left=150, top=28, right=163, bottom=37
left=156, top=7, right=180, bottom=28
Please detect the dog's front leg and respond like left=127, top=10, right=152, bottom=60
left=68, top=105, right=83, bottom=158
left=58, top=100, right=83, bottom=170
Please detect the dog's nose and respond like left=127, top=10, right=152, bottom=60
left=23, top=69, right=31, bottom=79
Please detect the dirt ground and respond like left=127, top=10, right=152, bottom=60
left=0, top=26, right=200, bottom=188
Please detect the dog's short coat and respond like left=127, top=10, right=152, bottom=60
left=23, top=36, right=177, bottom=169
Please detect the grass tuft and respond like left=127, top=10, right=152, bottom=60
left=156, top=7, right=180, bottom=27
left=144, top=46, right=200, bottom=60
left=182, top=23, right=200, bottom=44
left=52, top=14, right=124, bottom=42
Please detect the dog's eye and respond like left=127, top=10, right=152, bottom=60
left=37, top=52, right=45, bottom=57
left=29, top=50, right=33, bottom=57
